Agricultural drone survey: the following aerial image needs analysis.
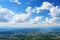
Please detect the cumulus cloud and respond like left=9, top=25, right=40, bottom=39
left=45, top=17, right=55, bottom=24
left=35, top=2, right=53, bottom=13
left=0, top=2, right=60, bottom=27
left=26, top=6, right=35, bottom=14
left=49, top=6, right=60, bottom=24
left=35, top=2, right=60, bottom=26
left=50, top=6, right=60, bottom=18
left=30, top=16, right=43, bottom=24
left=10, top=0, right=21, bottom=4
left=11, top=13, right=29, bottom=23
left=0, top=6, right=15, bottom=22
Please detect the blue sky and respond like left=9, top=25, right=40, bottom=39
left=0, top=0, right=60, bottom=12
left=0, top=0, right=60, bottom=27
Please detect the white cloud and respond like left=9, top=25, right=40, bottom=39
left=11, top=13, right=29, bottom=23
left=50, top=6, right=60, bottom=18
left=45, top=17, right=55, bottom=24
left=10, top=0, right=21, bottom=4
left=26, top=6, right=35, bottom=14
left=30, top=16, right=43, bottom=24
left=35, top=2, right=60, bottom=26
left=49, top=6, right=60, bottom=24
left=35, top=2, right=53, bottom=13
left=41, top=2, right=53, bottom=10
left=0, top=2, right=60, bottom=27
left=10, top=6, right=40, bottom=24
left=26, top=6, right=32, bottom=14
left=0, top=6, right=15, bottom=22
